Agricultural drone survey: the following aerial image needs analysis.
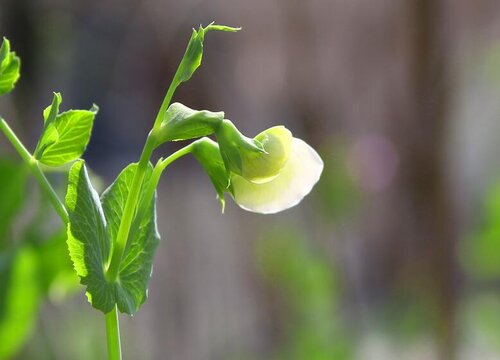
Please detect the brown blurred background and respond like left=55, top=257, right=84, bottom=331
left=3, top=0, right=500, bottom=359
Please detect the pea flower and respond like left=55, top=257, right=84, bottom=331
left=193, top=120, right=323, bottom=214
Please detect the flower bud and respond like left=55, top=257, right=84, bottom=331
left=155, top=102, right=224, bottom=144
left=215, top=121, right=293, bottom=184
left=215, top=119, right=265, bottom=178
left=192, top=135, right=323, bottom=214
left=242, top=126, right=292, bottom=183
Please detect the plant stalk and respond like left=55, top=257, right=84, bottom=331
left=105, top=134, right=156, bottom=281
left=105, top=306, right=122, bottom=360
left=152, top=78, right=179, bottom=132
left=133, top=142, right=195, bottom=229
left=106, top=71, right=182, bottom=280
left=0, top=117, right=69, bottom=223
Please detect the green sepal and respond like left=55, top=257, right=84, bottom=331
left=0, top=37, right=21, bottom=96
left=65, top=160, right=159, bottom=315
left=173, top=22, right=240, bottom=87
left=35, top=93, right=98, bottom=166
left=155, top=102, right=224, bottom=144
left=214, top=119, right=265, bottom=176
left=192, top=137, right=231, bottom=212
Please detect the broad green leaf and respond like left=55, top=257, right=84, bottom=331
left=0, top=159, right=27, bottom=241
left=191, top=137, right=230, bottom=211
left=101, top=163, right=159, bottom=314
left=156, top=102, right=224, bottom=144
left=35, top=95, right=98, bottom=166
left=0, top=247, right=40, bottom=359
left=0, top=37, right=21, bottom=96
left=66, top=160, right=160, bottom=314
left=173, top=23, right=240, bottom=87
left=66, top=160, right=114, bottom=312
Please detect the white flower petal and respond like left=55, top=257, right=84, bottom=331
left=231, top=138, right=323, bottom=214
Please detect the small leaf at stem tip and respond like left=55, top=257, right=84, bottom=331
left=0, top=37, right=21, bottom=96
left=35, top=95, right=99, bottom=166
left=43, top=92, right=62, bottom=124
left=173, top=23, right=241, bottom=87
left=203, top=22, right=241, bottom=33
left=0, top=37, right=10, bottom=65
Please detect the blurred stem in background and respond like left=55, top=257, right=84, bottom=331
left=405, top=0, right=456, bottom=359
left=256, top=228, right=352, bottom=360
left=0, top=156, right=79, bottom=359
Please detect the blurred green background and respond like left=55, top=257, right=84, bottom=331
left=2, top=0, right=500, bottom=359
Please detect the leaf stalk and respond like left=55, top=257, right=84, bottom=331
left=0, top=117, right=69, bottom=223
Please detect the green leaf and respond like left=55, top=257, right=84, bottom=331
left=66, top=160, right=114, bottom=312
left=35, top=94, right=98, bottom=166
left=0, top=37, right=21, bottom=96
left=155, top=102, right=224, bottom=144
left=0, top=38, right=9, bottom=65
left=0, top=247, right=40, bottom=359
left=173, top=23, right=240, bottom=87
left=101, top=163, right=160, bottom=314
left=0, top=158, right=27, bottom=241
left=43, top=92, right=62, bottom=124
left=66, top=160, right=160, bottom=314
left=192, top=137, right=230, bottom=211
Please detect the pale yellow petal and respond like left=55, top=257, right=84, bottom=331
left=231, top=138, right=323, bottom=214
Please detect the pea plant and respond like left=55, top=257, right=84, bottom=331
left=0, top=24, right=323, bottom=359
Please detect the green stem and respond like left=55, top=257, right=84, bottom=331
left=0, top=117, right=69, bottom=223
left=140, top=143, right=195, bottom=219
left=107, top=73, right=181, bottom=280
left=152, top=79, right=179, bottom=132
left=159, top=141, right=196, bottom=170
left=119, top=143, right=196, bottom=269
left=105, top=134, right=156, bottom=281
left=105, top=306, right=122, bottom=360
